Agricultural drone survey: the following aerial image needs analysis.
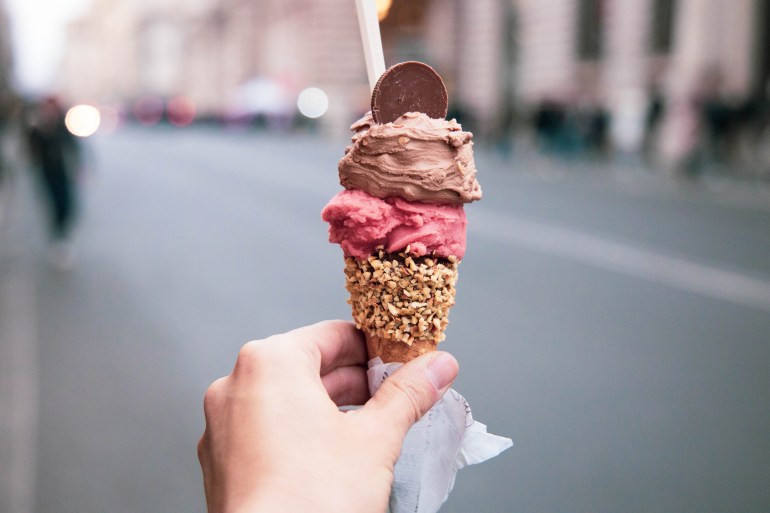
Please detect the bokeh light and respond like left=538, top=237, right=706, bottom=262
left=64, top=104, right=101, bottom=137
left=296, top=87, right=329, bottom=119
left=167, top=96, right=196, bottom=127
left=132, top=96, right=164, bottom=126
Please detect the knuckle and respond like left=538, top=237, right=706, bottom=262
left=236, top=336, right=300, bottom=376
left=235, top=339, right=273, bottom=373
left=237, top=339, right=264, bottom=362
left=196, top=434, right=208, bottom=462
left=203, top=377, right=227, bottom=415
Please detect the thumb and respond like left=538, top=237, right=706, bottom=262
left=361, top=351, right=459, bottom=440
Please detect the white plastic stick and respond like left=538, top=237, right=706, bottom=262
left=355, top=0, right=386, bottom=92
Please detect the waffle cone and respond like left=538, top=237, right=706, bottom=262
left=343, top=249, right=458, bottom=364
left=365, top=332, right=438, bottom=363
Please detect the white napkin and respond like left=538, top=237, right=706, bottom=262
left=368, top=358, right=513, bottom=513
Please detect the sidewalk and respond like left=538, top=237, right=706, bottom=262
left=0, top=168, right=40, bottom=513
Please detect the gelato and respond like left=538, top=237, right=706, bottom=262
left=321, top=189, right=467, bottom=259
left=339, top=112, right=482, bottom=205
left=322, top=61, right=481, bottom=363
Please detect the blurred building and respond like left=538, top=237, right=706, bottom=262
left=377, top=0, right=769, bottom=155
left=58, top=0, right=507, bottom=132
left=513, top=0, right=769, bottom=162
left=379, top=0, right=508, bottom=133
left=60, top=0, right=368, bottom=130
left=59, top=0, right=770, bottom=156
left=61, top=0, right=215, bottom=109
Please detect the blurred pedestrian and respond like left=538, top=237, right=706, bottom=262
left=533, top=99, right=564, bottom=155
left=585, top=105, right=610, bottom=158
left=0, top=94, right=14, bottom=217
left=26, top=97, right=81, bottom=269
left=700, top=92, right=734, bottom=166
left=494, top=101, right=517, bottom=160
left=642, top=85, right=665, bottom=166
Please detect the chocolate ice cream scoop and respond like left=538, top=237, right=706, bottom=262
left=338, top=111, right=482, bottom=205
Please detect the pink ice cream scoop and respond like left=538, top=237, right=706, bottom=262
left=321, top=189, right=466, bottom=259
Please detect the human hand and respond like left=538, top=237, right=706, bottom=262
left=197, top=320, right=459, bottom=513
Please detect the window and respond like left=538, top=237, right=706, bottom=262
left=577, top=0, right=604, bottom=60
left=755, top=0, right=770, bottom=95
left=650, top=0, right=676, bottom=54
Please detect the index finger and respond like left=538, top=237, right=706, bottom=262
left=288, top=320, right=368, bottom=375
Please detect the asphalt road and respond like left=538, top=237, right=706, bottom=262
left=2, top=126, right=770, bottom=513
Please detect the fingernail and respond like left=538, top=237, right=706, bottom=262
left=426, top=352, right=458, bottom=391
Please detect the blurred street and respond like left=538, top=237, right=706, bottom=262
left=2, top=127, right=770, bottom=513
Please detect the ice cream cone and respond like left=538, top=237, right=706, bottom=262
left=344, top=249, right=458, bottom=363
left=365, top=332, right=438, bottom=363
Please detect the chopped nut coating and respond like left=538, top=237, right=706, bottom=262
left=344, top=249, right=459, bottom=346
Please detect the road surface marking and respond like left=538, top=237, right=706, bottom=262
left=473, top=209, right=770, bottom=312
